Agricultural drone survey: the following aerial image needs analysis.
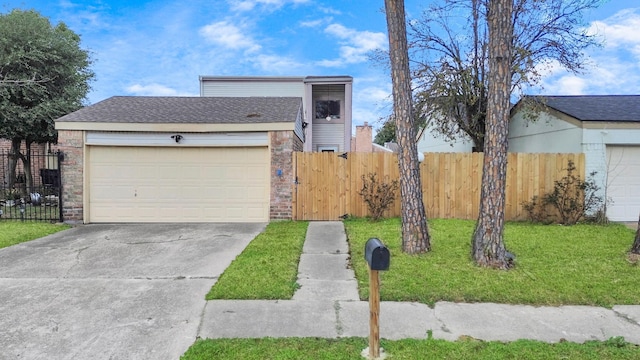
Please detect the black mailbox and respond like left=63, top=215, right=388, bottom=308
left=364, top=238, right=390, bottom=271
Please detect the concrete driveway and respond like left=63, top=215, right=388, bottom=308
left=0, top=223, right=265, bottom=360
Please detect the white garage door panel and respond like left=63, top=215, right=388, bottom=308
left=606, top=146, right=640, bottom=222
left=89, top=146, right=269, bottom=223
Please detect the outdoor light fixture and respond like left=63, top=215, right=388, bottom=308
left=171, top=134, right=183, bottom=143
left=302, top=121, right=308, bottom=129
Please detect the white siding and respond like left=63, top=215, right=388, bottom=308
left=417, top=127, right=474, bottom=153
left=201, top=80, right=304, bottom=97
left=508, top=111, right=583, bottom=153
left=312, top=123, right=345, bottom=152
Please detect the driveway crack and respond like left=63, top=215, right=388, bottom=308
left=63, top=246, right=90, bottom=278
left=125, top=235, right=190, bottom=245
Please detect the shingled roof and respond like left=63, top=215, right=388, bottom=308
left=56, top=96, right=302, bottom=124
left=531, top=95, right=640, bottom=122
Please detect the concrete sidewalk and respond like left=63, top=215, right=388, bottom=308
left=198, top=222, right=640, bottom=344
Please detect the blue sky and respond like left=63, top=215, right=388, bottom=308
left=2, top=0, right=639, bottom=131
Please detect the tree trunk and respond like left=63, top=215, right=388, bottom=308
left=23, top=140, right=34, bottom=195
left=8, top=139, right=21, bottom=192
left=631, top=212, right=640, bottom=255
left=384, top=0, right=431, bottom=253
left=471, top=0, right=513, bottom=269
left=472, top=135, right=484, bottom=153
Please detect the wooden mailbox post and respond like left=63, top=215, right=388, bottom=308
left=364, top=238, right=390, bottom=359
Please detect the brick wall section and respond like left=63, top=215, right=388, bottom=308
left=0, top=139, right=11, bottom=152
left=269, top=131, right=301, bottom=220
left=1, top=140, right=50, bottom=185
left=0, top=139, right=47, bottom=153
left=51, top=130, right=84, bottom=223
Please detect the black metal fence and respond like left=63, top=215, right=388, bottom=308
left=1, top=149, right=63, bottom=222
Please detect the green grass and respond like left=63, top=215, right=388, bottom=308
left=0, top=221, right=70, bottom=249
left=181, top=337, right=640, bottom=359
left=344, top=218, right=639, bottom=307
left=206, top=221, right=309, bottom=300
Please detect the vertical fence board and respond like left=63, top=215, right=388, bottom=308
left=292, top=152, right=584, bottom=221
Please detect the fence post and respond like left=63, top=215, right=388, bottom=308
left=57, top=151, right=64, bottom=223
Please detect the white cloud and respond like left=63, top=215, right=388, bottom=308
left=318, top=24, right=387, bottom=67
left=299, top=19, right=325, bottom=28
left=227, top=0, right=310, bottom=12
left=199, top=21, right=261, bottom=53
left=535, top=8, right=640, bottom=96
left=125, top=83, right=195, bottom=96
left=544, top=76, right=587, bottom=95
left=351, top=79, right=394, bottom=127
left=588, top=9, right=640, bottom=48
left=357, top=85, right=392, bottom=105
left=319, top=7, right=342, bottom=15
left=251, top=54, right=303, bottom=73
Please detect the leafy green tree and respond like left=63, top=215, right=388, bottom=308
left=373, top=118, right=396, bottom=145
left=0, top=9, right=93, bottom=193
left=374, top=111, right=427, bottom=145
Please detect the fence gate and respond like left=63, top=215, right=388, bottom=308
left=1, top=149, right=63, bottom=222
left=293, top=152, right=401, bottom=220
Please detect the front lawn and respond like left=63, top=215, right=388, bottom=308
left=182, top=337, right=639, bottom=359
left=345, top=218, right=639, bottom=307
left=206, top=221, right=308, bottom=300
left=189, top=219, right=639, bottom=359
left=0, top=221, right=70, bottom=249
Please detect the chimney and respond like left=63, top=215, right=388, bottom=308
left=355, top=121, right=373, bottom=152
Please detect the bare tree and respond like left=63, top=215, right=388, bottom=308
left=471, top=0, right=513, bottom=268
left=384, top=0, right=431, bottom=253
left=409, top=0, right=601, bottom=151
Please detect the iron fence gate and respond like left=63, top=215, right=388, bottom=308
left=1, top=149, right=63, bottom=222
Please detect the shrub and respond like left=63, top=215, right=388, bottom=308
left=358, top=172, right=399, bottom=221
left=521, top=195, right=550, bottom=224
left=522, top=160, right=604, bottom=225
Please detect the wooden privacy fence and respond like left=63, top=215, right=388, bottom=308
left=292, top=152, right=585, bottom=221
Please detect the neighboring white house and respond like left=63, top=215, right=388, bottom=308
left=413, top=95, right=640, bottom=221
left=200, top=75, right=353, bottom=152
left=416, top=120, right=474, bottom=153
left=509, top=95, right=640, bottom=222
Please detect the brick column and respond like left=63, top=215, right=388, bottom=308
left=52, top=130, right=84, bottom=223
left=270, top=131, right=301, bottom=220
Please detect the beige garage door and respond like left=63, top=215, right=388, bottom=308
left=88, top=146, right=269, bottom=223
left=606, top=146, right=640, bottom=222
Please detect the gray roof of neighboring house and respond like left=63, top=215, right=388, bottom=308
left=532, top=95, right=640, bottom=122
left=56, top=96, right=303, bottom=123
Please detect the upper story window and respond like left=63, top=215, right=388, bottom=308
left=316, top=100, right=341, bottom=120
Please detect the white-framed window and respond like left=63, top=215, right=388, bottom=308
left=315, top=100, right=341, bottom=120
left=318, top=145, right=339, bottom=152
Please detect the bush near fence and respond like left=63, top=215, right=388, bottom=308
left=293, top=152, right=585, bottom=221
